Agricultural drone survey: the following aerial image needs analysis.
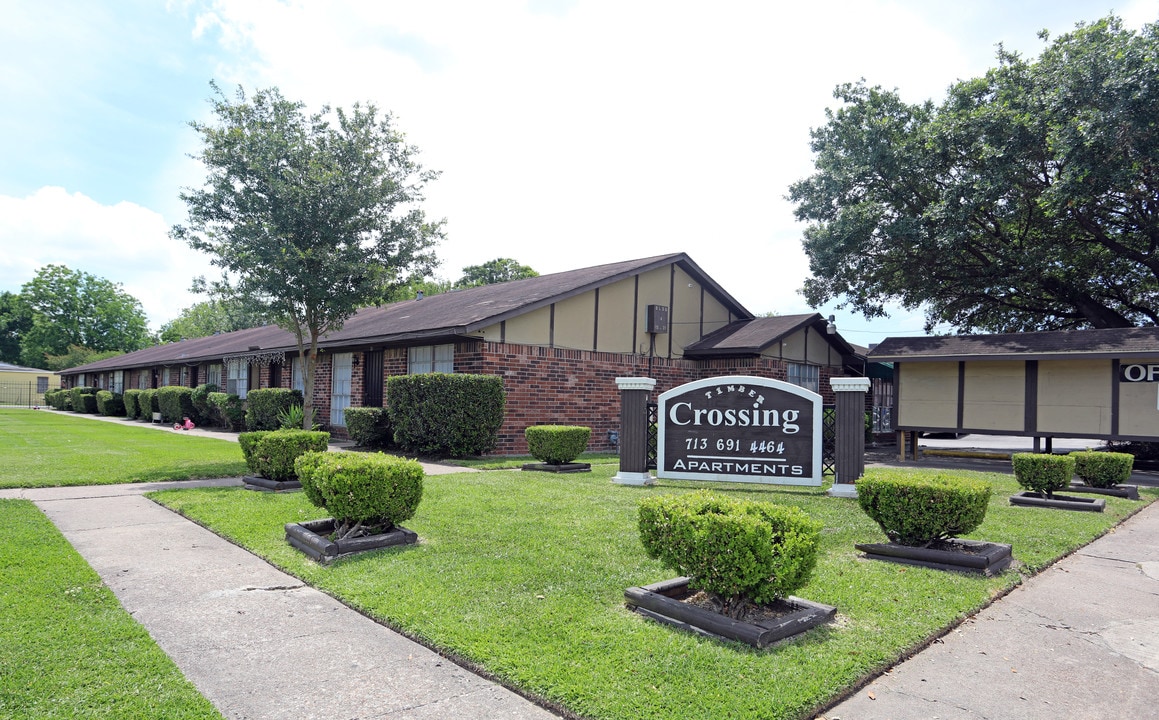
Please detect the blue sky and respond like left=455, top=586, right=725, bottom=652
left=2, top=0, right=1155, bottom=345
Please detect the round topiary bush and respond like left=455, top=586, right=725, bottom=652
left=638, top=490, right=821, bottom=619
left=525, top=425, right=591, bottom=464
left=295, top=451, right=424, bottom=540
left=1070, top=451, right=1133, bottom=489
left=856, top=470, right=991, bottom=546
left=1012, top=453, right=1075, bottom=498
left=238, top=429, right=330, bottom=482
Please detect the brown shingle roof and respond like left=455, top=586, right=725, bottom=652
left=64, top=253, right=752, bottom=375
left=683, top=313, right=856, bottom=358
left=868, top=327, right=1159, bottom=362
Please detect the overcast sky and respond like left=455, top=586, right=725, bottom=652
left=2, top=0, right=1156, bottom=346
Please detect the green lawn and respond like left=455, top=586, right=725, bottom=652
left=152, top=465, right=1158, bottom=720
left=0, top=409, right=246, bottom=488
left=0, top=500, right=223, bottom=719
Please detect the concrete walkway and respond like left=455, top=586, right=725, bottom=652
left=822, top=498, right=1159, bottom=720
left=2, top=477, right=555, bottom=720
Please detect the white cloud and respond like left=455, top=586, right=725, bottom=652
left=0, top=187, right=215, bottom=330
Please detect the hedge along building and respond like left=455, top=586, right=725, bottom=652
left=867, top=327, right=1159, bottom=454
left=60, top=253, right=861, bottom=454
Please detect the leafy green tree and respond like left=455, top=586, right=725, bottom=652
left=43, top=345, right=124, bottom=372
left=790, top=16, right=1159, bottom=332
left=159, top=298, right=269, bottom=343
left=172, top=84, right=443, bottom=429
left=0, top=291, right=32, bottom=365
left=454, top=258, right=538, bottom=289
left=18, top=265, right=152, bottom=368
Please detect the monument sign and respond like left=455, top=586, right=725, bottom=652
left=657, top=375, right=822, bottom=486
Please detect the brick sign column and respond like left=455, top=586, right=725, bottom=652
left=612, top=377, right=657, bottom=486
left=828, top=377, right=871, bottom=498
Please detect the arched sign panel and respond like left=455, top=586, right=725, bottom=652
left=657, top=375, right=823, bottom=486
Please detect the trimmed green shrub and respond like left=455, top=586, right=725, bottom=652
left=238, top=429, right=330, bottom=481
left=638, top=491, right=821, bottom=619
left=344, top=407, right=392, bottom=448
left=295, top=451, right=424, bottom=535
left=1070, top=451, right=1134, bottom=489
left=387, top=373, right=506, bottom=457
left=138, top=389, right=160, bottom=420
left=208, top=392, right=245, bottom=431
left=1012, top=453, right=1075, bottom=498
left=69, top=387, right=98, bottom=414
left=44, top=389, right=69, bottom=410
left=856, top=471, right=991, bottom=546
left=123, top=389, right=142, bottom=419
left=156, top=386, right=197, bottom=424
left=191, top=383, right=219, bottom=421
left=525, top=425, right=591, bottom=464
left=95, top=391, right=125, bottom=417
left=245, top=388, right=304, bottom=431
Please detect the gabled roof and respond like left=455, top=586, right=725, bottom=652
left=63, top=253, right=753, bottom=375
left=682, top=313, right=856, bottom=358
left=868, top=327, right=1159, bottom=362
left=0, top=362, right=56, bottom=374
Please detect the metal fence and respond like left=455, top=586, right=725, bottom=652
left=0, top=382, right=50, bottom=408
left=646, top=402, right=658, bottom=470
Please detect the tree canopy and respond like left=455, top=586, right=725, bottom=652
left=171, top=84, right=443, bottom=428
left=17, top=265, right=151, bottom=369
left=0, top=292, right=32, bottom=365
left=790, top=16, right=1159, bottom=333
left=454, top=258, right=538, bottom=288
left=158, top=298, right=269, bottom=343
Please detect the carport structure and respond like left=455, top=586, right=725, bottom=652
left=868, top=327, right=1159, bottom=459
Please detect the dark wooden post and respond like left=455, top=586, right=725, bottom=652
left=828, top=377, right=871, bottom=498
left=612, top=377, right=656, bottom=486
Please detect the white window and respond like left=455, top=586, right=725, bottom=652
left=330, top=352, right=353, bottom=426
left=160, top=368, right=171, bottom=387
left=291, top=357, right=305, bottom=395
left=138, top=372, right=148, bottom=390
left=788, top=363, right=820, bottom=394
left=112, top=370, right=124, bottom=395
left=37, top=376, right=48, bottom=394
left=408, top=344, right=453, bottom=374
left=206, top=363, right=222, bottom=388
left=227, top=362, right=249, bottom=399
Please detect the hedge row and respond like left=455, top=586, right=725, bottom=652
left=386, top=373, right=505, bottom=457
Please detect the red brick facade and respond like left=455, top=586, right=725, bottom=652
left=78, top=340, right=845, bottom=455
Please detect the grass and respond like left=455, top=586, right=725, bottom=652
left=0, top=500, right=223, bottom=719
left=0, top=408, right=247, bottom=488
left=447, top=450, right=620, bottom=470
left=152, top=465, right=1158, bottom=720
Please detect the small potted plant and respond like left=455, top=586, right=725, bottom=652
left=1067, top=450, right=1138, bottom=500
left=522, top=425, right=592, bottom=473
left=238, top=429, right=330, bottom=491
left=286, top=451, right=424, bottom=563
left=625, top=490, right=833, bottom=648
left=855, top=470, right=1011, bottom=575
left=1010, top=453, right=1104, bottom=512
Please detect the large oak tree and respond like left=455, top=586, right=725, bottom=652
left=790, top=16, right=1159, bottom=333
left=172, top=84, right=442, bottom=428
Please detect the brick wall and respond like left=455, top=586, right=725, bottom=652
left=453, top=341, right=844, bottom=455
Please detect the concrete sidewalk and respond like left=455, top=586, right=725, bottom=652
left=2, top=478, right=555, bottom=720
left=821, top=499, right=1159, bottom=720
